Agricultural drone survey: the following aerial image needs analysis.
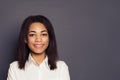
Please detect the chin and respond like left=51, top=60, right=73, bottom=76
left=31, top=50, right=45, bottom=55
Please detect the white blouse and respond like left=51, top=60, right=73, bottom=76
left=7, top=55, right=70, bottom=80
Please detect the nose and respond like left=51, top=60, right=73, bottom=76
left=35, top=35, right=42, bottom=42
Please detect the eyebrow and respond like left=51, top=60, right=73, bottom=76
left=28, top=30, right=48, bottom=33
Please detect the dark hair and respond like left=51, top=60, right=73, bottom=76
left=17, top=15, right=58, bottom=70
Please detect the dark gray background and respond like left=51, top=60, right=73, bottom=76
left=0, top=0, right=120, bottom=80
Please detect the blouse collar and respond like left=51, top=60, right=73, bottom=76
left=27, top=54, right=50, bottom=69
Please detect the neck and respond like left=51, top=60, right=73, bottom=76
left=31, top=53, right=46, bottom=65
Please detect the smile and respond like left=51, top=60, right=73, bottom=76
left=34, top=44, right=44, bottom=48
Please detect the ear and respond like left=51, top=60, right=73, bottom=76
left=24, top=38, right=27, bottom=43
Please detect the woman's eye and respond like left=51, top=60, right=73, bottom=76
left=29, top=34, right=35, bottom=37
left=42, top=33, right=48, bottom=36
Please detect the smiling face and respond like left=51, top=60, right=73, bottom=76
left=26, top=22, right=49, bottom=55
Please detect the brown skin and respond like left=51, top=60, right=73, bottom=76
left=26, top=22, right=49, bottom=65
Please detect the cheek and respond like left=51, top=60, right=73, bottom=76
left=43, top=37, right=49, bottom=46
left=27, top=38, right=34, bottom=44
left=46, top=37, right=49, bottom=44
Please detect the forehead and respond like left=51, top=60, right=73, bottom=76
left=29, top=22, right=47, bottom=31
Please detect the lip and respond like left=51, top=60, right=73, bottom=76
left=34, top=44, right=44, bottom=48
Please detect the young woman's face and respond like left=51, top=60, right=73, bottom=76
left=26, top=22, right=49, bottom=55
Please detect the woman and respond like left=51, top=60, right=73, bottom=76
left=7, top=15, right=70, bottom=80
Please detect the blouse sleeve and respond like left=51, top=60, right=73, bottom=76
left=59, top=61, right=70, bottom=80
left=7, top=63, right=16, bottom=80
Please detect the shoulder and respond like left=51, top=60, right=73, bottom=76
left=56, top=60, right=70, bottom=79
left=9, top=61, right=19, bottom=69
left=56, top=60, right=69, bottom=69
